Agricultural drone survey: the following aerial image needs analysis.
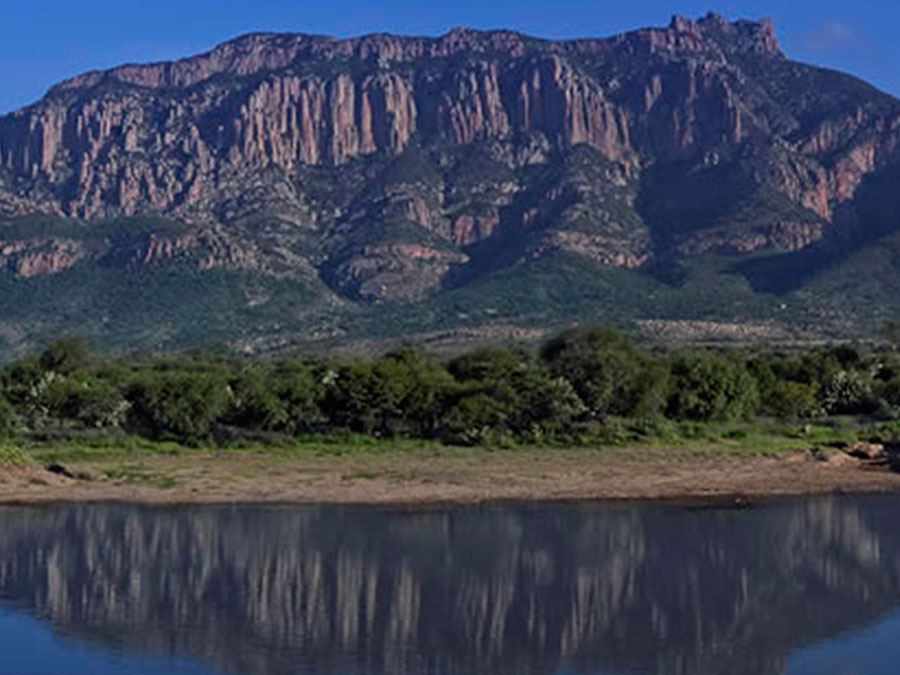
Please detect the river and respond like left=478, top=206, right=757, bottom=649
left=0, top=497, right=899, bottom=674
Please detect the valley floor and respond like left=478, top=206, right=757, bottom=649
left=2, top=444, right=900, bottom=507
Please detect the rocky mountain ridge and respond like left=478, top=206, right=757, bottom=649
left=1, top=13, right=900, bottom=354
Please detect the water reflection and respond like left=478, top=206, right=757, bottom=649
left=0, top=498, right=899, bottom=675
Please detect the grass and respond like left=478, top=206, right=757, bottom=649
left=6, top=416, right=889, bottom=469
left=103, top=463, right=178, bottom=489
left=624, top=418, right=871, bottom=455
left=24, top=435, right=186, bottom=464
left=0, top=445, right=33, bottom=465
left=1, top=416, right=897, bottom=504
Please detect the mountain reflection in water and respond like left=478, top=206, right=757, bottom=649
left=0, top=498, right=899, bottom=675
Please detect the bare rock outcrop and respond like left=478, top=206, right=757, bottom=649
left=0, top=12, right=875, bottom=229
left=0, top=238, right=87, bottom=276
left=1, top=11, right=900, bottom=318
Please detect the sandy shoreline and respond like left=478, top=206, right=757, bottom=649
left=2, top=445, right=900, bottom=508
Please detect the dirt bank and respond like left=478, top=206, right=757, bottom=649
left=2, top=445, right=900, bottom=507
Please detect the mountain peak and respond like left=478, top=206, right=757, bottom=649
left=666, top=13, right=780, bottom=57
left=697, top=12, right=781, bottom=56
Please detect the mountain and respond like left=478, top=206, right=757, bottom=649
left=1, top=12, right=900, bottom=357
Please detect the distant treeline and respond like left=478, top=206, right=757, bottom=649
left=2, top=327, right=900, bottom=447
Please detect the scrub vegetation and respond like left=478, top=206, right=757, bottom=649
left=2, top=328, right=900, bottom=455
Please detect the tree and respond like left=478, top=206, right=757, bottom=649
left=0, top=396, right=16, bottom=438
left=227, top=369, right=290, bottom=432
left=821, top=370, right=877, bottom=415
left=271, top=360, right=324, bottom=434
left=39, top=337, right=91, bottom=375
left=625, top=363, right=672, bottom=420
left=882, top=321, right=900, bottom=348
left=763, top=381, right=821, bottom=419
left=444, top=346, right=585, bottom=443
left=320, top=349, right=455, bottom=437
left=126, top=372, right=231, bottom=442
left=666, top=352, right=759, bottom=422
left=227, top=361, right=323, bottom=434
left=749, top=354, right=823, bottom=419
left=40, top=374, right=130, bottom=428
left=439, top=393, right=511, bottom=446
left=541, top=325, right=647, bottom=418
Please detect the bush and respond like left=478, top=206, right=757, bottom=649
left=541, top=325, right=646, bottom=418
left=666, top=352, right=759, bottom=422
left=321, top=349, right=455, bottom=437
left=439, top=393, right=513, bottom=446
left=445, top=347, right=586, bottom=442
left=1, top=323, right=899, bottom=449
left=126, top=372, right=231, bottom=442
left=821, top=370, right=878, bottom=415
left=39, top=374, right=129, bottom=428
left=227, top=361, right=323, bottom=434
left=0, top=445, right=31, bottom=465
left=762, top=380, right=822, bottom=419
left=0, top=397, right=16, bottom=438
left=39, top=337, right=91, bottom=375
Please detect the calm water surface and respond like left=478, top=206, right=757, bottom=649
left=1, top=497, right=899, bottom=675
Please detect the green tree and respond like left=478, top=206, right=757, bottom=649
left=821, top=370, right=877, bottom=415
left=39, top=337, right=91, bottom=375
left=126, top=372, right=231, bottom=442
left=439, top=393, right=513, bottom=446
left=0, top=396, right=17, bottom=438
left=749, top=354, right=823, bottom=419
left=320, top=349, right=455, bottom=437
left=227, top=361, right=323, bottom=434
left=541, top=325, right=649, bottom=418
left=445, top=346, right=585, bottom=444
left=227, top=369, right=290, bottom=432
left=666, top=352, right=759, bottom=422
left=40, top=374, right=129, bottom=428
left=764, top=381, right=822, bottom=419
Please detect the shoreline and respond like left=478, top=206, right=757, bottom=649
left=3, top=445, right=900, bottom=508
left=3, top=491, right=896, bottom=512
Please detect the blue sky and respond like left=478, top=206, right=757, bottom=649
left=1, top=0, right=897, bottom=113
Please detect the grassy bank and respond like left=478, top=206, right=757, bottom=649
left=3, top=435, right=900, bottom=507
left=14, top=415, right=894, bottom=465
left=0, top=416, right=895, bottom=506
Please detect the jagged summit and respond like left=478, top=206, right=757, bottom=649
left=692, top=12, right=782, bottom=56
left=41, top=14, right=781, bottom=97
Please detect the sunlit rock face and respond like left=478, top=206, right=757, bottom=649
left=0, top=12, right=899, bottom=306
left=4, top=13, right=900, bottom=359
left=1, top=499, right=900, bottom=675
left=0, top=17, right=774, bottom=219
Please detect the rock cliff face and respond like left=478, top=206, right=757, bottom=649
left=0, top=14, right=792, bottom=221
left=1, top=13, right=900, bottom=351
